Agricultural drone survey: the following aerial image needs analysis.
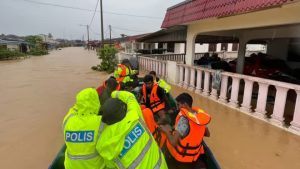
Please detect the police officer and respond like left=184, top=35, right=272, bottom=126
left=96, top=91, right=168, bottom=169
left=63, top=88, right=105, bottom=169
left=149, top=71, right=171, bottom=94
left=114, top=59, right=138, bottom=90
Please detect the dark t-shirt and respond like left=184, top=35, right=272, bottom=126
left=142, top=86, right=165, bottom=108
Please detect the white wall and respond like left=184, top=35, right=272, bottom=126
left=7, top=44, right=19, bottom=51
left=174, top=43, right=185, bottom=54
left=195, top=43, right=209, bottom=53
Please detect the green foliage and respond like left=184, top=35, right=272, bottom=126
left=25, top=35, right=43, bottom=48
left=25, top=35, right=48, bottom=56
left=28, top=48, right=48, bottom=56
left=97, top=46, right=117, bottom=73
left=0, top=49, right=26, bottom=60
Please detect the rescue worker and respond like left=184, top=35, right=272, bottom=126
left=96, top=91, right=168, bottom=169
left=96, top=77, right=121, bottom=105
left=141, top=107, right=166, bottom=148
left=114, top=59, right=138, bottom=89
left=96, top=76, right=120, bottom=96
left=160, top=93, right=211, bottom=169
left=63, top=88, right=105, bottom=169
left=140, top=74, right=170, bottom=125
left=149, top=71, right=171, bottom=94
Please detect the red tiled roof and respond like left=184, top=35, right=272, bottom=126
left=128, top=33, right=151, bottom=41
left=162, top=0, right=290, bottom=28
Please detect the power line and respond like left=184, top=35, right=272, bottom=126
left=112, top=26, right=149, bottom=33
left=89, top=0, right=100, bottom=26
left=23, top=0, right=163, bottom=20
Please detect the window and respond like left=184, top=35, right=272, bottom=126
left=208, top=44, right=217, bottom=52
left=167, top=43, right=175, bottom=53
left=221, top=43, right=228, bottom=51
left=232, top=43, right=239, bottom=51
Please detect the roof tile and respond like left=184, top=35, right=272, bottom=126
left=162, top=0, right=289, bottom=28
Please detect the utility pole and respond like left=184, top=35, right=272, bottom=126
left=100, top=0, right=104, bottom=47
left=80, top=24, right=90, bottom=49
left=87, top=25, right=90, bottom=44
left=109, top=25, right=112, bottom=46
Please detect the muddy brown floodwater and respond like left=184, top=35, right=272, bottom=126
left=0, top=47, right=107, bottom=169
left=1, top=47, right=300, bottom=169
left=171, top=86, right=300, bottom=169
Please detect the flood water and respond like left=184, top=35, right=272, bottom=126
left=0, top=47, right=107, bottom=169
left=1, top=47, right=300, bottom=169
left=171, top=86, right=300, bottom=169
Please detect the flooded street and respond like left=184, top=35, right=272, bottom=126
left=0, top=47, right=107, bottom=169
left=1, top=47, right=300, bottom=169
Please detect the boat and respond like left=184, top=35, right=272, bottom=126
left=48, top=141, right=220, bottom=169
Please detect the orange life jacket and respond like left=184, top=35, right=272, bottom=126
left=103, top=81, right=121, bottom=91
left=167, top=107, right=211, bottom=163
left=116, top=64, right=128, bottom=82
left=142, top=84, right=166, bottom=113
left=142, top=108, right=166, bottom=148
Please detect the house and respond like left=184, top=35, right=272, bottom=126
left=138, top=0, right=300, bottom=136
left=0, top=39, right=30, bottom=53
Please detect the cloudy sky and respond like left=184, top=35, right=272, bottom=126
left=0, top=0, right=182, bottom=40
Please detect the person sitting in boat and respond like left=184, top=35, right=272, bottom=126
left=63, top=88, right=105, bottom=169
left=149, top=71, right=171, bottom=94
left=114, top=59, right=138, bottom=90
left=140, top=74, right=171, bottom=125
left=97, top=76, right=120, bottom=103
left=96, top=91, right=168, bottom=169
left=96, top=76, right=120, bottom=95
left=141, top=106, right=167, bottom=149
left=159, top=93, right=211, bottom=169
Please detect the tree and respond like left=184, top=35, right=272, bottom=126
left=48, top=33, right=53, bottom=39
left=96, top=46, right=117, bottom=73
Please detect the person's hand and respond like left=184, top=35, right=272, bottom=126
left=167, top=109, right=174, bottom=114
left=159, top=124, right=172, bottom=134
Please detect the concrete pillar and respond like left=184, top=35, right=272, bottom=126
left=241, top=79, right=254, bottom=113
left=183, top=67, right=190, bottom=89
left=290, top=90, right=300, bottom=133
left=271, top=86, right=288, bottom=126
left=179, top=65, right=184, bottom=87
left=203, top=71, right=210, bottom=96
left=188, top=68, right=196, bottom=91
left=236, top=40, right=247, bottom=74
left=195, top=69, right=203, bottom=94
left=229, top=77, right=240, bottom=108
left=185, top=32, right=196, bottom=65
left=219, top=75, right=229, bottom=103
left=254, top=83, right=269, bottom=118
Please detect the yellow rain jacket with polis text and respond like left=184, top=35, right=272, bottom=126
left=63, top=88, right=105, bottom=169
left=96, top=91, right=168, bottom=169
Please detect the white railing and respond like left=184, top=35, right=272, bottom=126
left=137, top=56, right=300, bottom=135
left=138, top=56, right=167, bottom=78
left=177, top=64, right=300, bottom=134
left=139, top=54, right=185, bottom=63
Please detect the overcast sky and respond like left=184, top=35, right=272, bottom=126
left=0, top=0, right=182, bottom=40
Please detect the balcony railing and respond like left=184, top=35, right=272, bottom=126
left=138, top=56, right=300, bottom=135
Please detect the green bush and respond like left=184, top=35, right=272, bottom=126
left=96, top=46, right=117, bottom=73
left=0, top=49, right=26, bottom=60
left=28, top=48, right=48, bottom=56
